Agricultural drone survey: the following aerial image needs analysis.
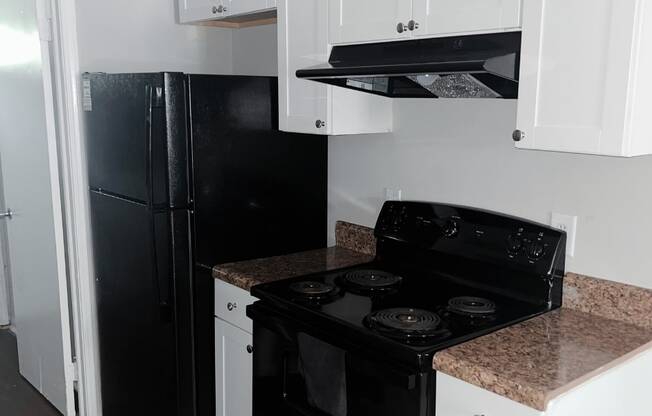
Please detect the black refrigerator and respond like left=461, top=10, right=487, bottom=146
left=84, top=73, right=327, bottom=416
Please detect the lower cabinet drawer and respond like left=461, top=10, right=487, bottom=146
left=214, top=279, right=257, bottom=333
left=436, top=373, right=544, bottom=416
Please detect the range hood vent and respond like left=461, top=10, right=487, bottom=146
left=296, top=32, right=521, bottom=99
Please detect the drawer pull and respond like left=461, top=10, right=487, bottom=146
left=227, top=302, right=237, bottom=311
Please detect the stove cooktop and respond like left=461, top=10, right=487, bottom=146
left=251, top=260, right=550, bottom=353
left=249, top=201, right=566, bottom=371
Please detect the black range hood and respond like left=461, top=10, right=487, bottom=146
left=296, top=32, right=521, bottom=99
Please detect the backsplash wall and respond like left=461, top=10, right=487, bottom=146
left=328, top=99, right=652, bottom=289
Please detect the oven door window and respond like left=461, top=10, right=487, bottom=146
left=252, top=315, right=431, bottom=416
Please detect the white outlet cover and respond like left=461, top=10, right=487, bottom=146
left=551, top=213, right=577, bottom=257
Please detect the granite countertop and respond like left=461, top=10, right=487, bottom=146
left=212, top=221, right=376, bottom=291
left=434, top=306, right=652, bottom=411
left=212, top=246, right=373, bottom=291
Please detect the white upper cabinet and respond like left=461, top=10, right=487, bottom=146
left=329, top=0, right=522, bottom=45
left=228, top=0, right=271, bottom=17
left=179, top=0, right=222, bottom=23
left=278, top=0, right=392, bottom=135
left=328, top=0, right=413, bottom=45
left=515, top=0, right=652, bottom=156
left=412, top=0, right=521, bottom=38
left=178, top=0, right=273, bottom=24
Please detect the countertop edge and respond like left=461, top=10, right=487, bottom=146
left=433, top=319, right=652, bottom=412
left=543, top=339, right=652, bottom=409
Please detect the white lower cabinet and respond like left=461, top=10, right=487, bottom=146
left=436, top=373, right=543, bottom=416
left=214, top=280, right=256, bottom=416
left=215, top=318, right=253, bottom=416
left=278, top=0, right=393, bottom=135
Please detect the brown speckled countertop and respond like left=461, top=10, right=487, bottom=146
left=212, top=246, right=373, bottom=291
left=434, top=307, right=652, bottom=411
left=212, top=221, right=375, bottom=291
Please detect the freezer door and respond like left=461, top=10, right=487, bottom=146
left=90, top=191, right=190, bottom=415
left=188, top=75, right=328, bottom=267
left=84, top=72, right=189, bottom=208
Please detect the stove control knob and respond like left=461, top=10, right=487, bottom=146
left=507, top=234, right=522, bottom=255
left=442, top=220, right=459, bottom=238
left=527, top=241, right=545, bottom=260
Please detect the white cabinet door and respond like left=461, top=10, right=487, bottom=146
left=329, top=0, right=413, bottom=44
left=412, top=0, right=521, bottom=37
left=215, top=318, right=253, bottom=416
left=179, top=0, right=224, bottom=23
left=515, top=0, right=639, bottom=155
left=436, top=373, right=544, bottom=416
left=278, top=0, right=330, bottom=134
left=229, top=0, right=270, bottom=16
left=279, top=0, right=393, bottom=135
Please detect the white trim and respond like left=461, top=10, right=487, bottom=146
left=35, top=0, right=77, bottom=413
left=49, top=0, right=102, bottom=415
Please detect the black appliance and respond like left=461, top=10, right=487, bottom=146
left=84, top=73, right=327, bottom=416
left=296, top=32, right=521, bottom=99
left=247, top=201, right=565, bottom=416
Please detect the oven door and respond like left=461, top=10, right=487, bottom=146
left=248, top=302, right=434, bottom=416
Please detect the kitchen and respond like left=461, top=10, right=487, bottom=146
left=1, top=0, right=652, bottom=415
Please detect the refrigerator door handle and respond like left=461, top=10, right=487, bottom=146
left=146, top=84, right=173, bottom=320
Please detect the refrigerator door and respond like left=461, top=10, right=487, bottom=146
left=84, top=72, right=189, bottom=208
left=188, top=75, right=327, bottom=267
left=89, top=191, right=191, bottom=416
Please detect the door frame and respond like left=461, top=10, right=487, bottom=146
left=46, top=0, right=102, bottom=414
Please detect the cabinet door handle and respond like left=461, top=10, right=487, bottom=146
left=512, top=129, right=526, bottom=142
left=227, top=302, right=237, bottom=311
left=246, top=345, right=253, bottom=354
left=408, top=20, right=419, bottom=31
left=396, top=22, right=407, bottom=33
left=315, top=119, right=326, bottom=128
left=212, top=6, right=218, bottom=13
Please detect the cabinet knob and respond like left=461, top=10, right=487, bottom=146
left=227, top=302, right=237, bottom=311
left=246, top=345, right=253, bottom=354
left=315, top=119, right=326, bottom=128
left=408, top=20, right=419, bottom=31
left=512, top=129, right=526, bottom=142
left=212, top=5, right=218, bottom=13
left=396, top=22, right=407, bottom=33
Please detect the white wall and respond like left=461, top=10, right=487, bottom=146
left=329, top=99, right=652, bottom=289
left=75, top=0, right=233, bottom=74
left=232, top=24, right=278, bottom=75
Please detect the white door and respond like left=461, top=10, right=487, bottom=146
left=178, top=0, right=220, bottom=23
left=412, top=0, right=521, bottom=37
left=229, top=0, right=269, bottom=16
left=328, top=0, right=413, bottom=44
left=278, top=0, right=330, bottom=134
left=215, top=318, right=253, bottom=416
left=515, top=0, right=636, bottom=155
left=0, top=0, right=74, bottom=414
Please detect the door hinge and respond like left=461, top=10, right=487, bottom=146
left=68, top=358, right=79, bottom=382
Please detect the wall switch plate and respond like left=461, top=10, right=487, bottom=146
left=551, top=213, right=577, bottom=257
left=384, top=188, right=403, bottom=201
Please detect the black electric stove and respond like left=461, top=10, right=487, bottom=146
left=247, top=201, right=566, bottom=416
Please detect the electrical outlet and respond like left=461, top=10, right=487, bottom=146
left=384, top=188, right=403, bottom=201
left=551, top=213, right=577, bottom=257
